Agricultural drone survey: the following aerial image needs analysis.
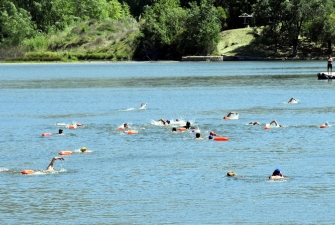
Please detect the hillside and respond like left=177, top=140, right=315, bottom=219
left=217, top=28, right=256, bottom=56
left=19, top=19, right=141, bottom=62
left=217, top=27, right=327, bottom=58
left=2, top=24, right=329, bottom=62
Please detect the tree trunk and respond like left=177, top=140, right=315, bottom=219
left=327, top=40, right=332, bottom=54
left=292, top=38, right=298, bottom=57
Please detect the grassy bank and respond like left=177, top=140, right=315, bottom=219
left=1, top=24, right=330, bottom=62
left=7, top=18, right=141, bottom=62
left=217, top=27, right=328, bottom=58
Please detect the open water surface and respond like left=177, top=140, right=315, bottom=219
left=0, top=61, right=334, bottom=224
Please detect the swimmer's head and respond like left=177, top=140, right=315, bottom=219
left=172, top=127, right=177, bottom=132
left=124, top=123, right=128, bottom=127
left=59, top=129, right=63, bottom=133
left=186, top=121, right=191, bottom=127
left=209, top=131, right=216, bottom=136
left=195, top=133, right=201, bottom=138
left=176, top=119, right=180, bottom=122
left=208, top=135, right=213, bottom=140
left=227, top=171, right=237, bottom=177
left=325, top=122, right=329, bottom=126
left=273, top=169, right=281, bottom=176
left=81, top=147, right=87, bottom=152
left=166, top=120, right=170, bottom=124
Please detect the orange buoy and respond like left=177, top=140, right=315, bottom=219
left=126, top=130, right=137, bottom=134
left=58, top=151, right=73, bottom=155
left=224, top=116, right=230, bottom=120
left=320, top=125, right=327, bottom=128
left=21, top=170, right=35, bottom=175
left=214, top=137, right=229, bottom=141
left=118, top=126, right=125, bottom=130
left=41, top=133, right=52, bottom=137
left=68, top=125, right=75, bottom=129
left=177, top=127, right=186, bottom=131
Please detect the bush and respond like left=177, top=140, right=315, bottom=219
left=22, top=34, right=49, bottom=51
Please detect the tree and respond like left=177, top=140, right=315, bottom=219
left=107, top=0, right=131, bottom=19
left=11, top=0, right=57, bottom=32
left=138, top=0, right=187, bottom=60
left=118, top=0, right=154, bottom=18
left=0, top=0, right=35, bottom=45
left=253, top=0, right=286, bottom=55
left=220, top=0, right=257, bottom=29
left=305, top=8, right=335, bottom=54
left=216, top=6, right=227, bottom=30
left=253, top=0, right=333, bottom=57
left=180, top=0, right=221, bottom=55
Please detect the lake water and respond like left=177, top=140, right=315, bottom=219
left=0, top=61, right=334, bottom=224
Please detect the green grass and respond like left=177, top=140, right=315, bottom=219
left=5, top=23, right=330, bottom=62
left=217, top=28, right=256, bottom=56
left=19, top=18, right=141, bottom=61
left=217, top=27, right=329, bottom=58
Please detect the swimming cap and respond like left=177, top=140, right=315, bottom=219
left=166, top=120, right=170, bottom=124
left=227, top=171, right=237, bottom=177
left=210, top=131, right=216, bottom=135
left=209, top=135, right=213, bottom=140
left=81, top=147, right=87, bottom=152
left=273, top=169, right=281, bottom=175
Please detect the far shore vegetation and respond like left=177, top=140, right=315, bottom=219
left=1, top=0, right=335, bottom=62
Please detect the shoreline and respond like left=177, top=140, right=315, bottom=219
left=0, top=56, right=327, bottom=64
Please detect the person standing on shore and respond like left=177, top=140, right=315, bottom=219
left=327, top=55, right=333, bottom=74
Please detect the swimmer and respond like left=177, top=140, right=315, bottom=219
left=183, top=121, right=195, bottom=129
left=269, top=120, right=281, bottom=127
left=158, top=119, right=170, bottom=126
left=227, top=171, right=237, bottom=177
left=80, top=146, right=92, bottom=153
left=123, top=123, right=130, bottom=128
left=248, top=122, right=261, bottom=125
left=209, top=131, right=217, bottom=136
left=208, top=131, right=216, bottom=140
left=224, top=112, right=239, bottom=120
left=321, top=122, right=329, bottom=128
left=227, top=171, right=244, bottom=177
left=46, top=157, right=65, bottom=171
left=288, top=97, right=298, bottom=104
left=194, top=133, right=204, bottom=140
left=139, top=102, right=147, bottom=110
left=58, top=129, right=64, bottom=135
left=226, top=112, right=234, bottom=117
left=269, top=168, right=284, bottom=180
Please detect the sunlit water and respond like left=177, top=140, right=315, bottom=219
left=0, top=61, right=334, bottom=224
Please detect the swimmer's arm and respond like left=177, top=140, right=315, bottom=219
left=46, top=157, right=64, bottom=170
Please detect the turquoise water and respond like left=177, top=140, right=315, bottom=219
left=0, top=61, right=334, bottom=224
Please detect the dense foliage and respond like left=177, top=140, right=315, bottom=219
left=136, top=0, right=220, bottom=60
left=1, top=0, right=335, bottom=61
left=253, top=0, right=335, bottom=56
